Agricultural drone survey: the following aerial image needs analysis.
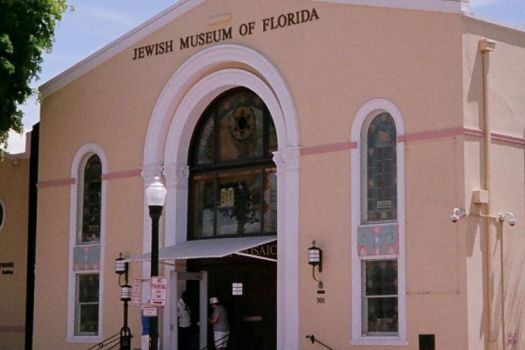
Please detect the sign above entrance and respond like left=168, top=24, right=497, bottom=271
left=132, top=8, right=320, bottom=60
left=125, top=235, right=277, bottom=262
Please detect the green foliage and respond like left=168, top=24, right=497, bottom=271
left=0, top=0, right=67, bottom=147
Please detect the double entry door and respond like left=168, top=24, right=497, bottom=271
left=173, top=256, right=276, bottom=350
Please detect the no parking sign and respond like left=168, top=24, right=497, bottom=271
left=150, top=276, right=168, bottom=306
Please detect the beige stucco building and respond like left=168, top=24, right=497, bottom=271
left=0, top=150, right=31, bottom=350
left=3, top=0, right=524, bottom=349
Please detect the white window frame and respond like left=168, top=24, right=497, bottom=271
left=67, top=144, right=107, bottom=343
left=350, top=99, right=407, bottom=346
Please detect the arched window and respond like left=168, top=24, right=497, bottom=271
left=351, top=101, right=406, bottom=346
left=361, top=113, right=398, bottom=336
left=80, top=155, right=102, bottom=242
left=69, top=150, right=104, bottom=340
left=188, top=87, right=277, bottom=239
left=363, top=113, right=397, bottom=223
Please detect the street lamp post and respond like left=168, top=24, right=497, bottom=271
left=145, top=177, right=167, bottom=350
left=115, top=254, right=132, bottom=350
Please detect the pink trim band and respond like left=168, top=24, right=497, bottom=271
left=398, top=127, right=465, bottom=143
left=492, top=132, right=525, bottom=146
left=37, top=178, right=75, bottom=188
left=301, top=142, right=357, bottom=156
left=102, top=169, right=141, bottom=180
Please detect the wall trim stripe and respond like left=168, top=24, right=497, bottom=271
left=102, top=169, right=141, bottom=181
left=492, top=132, right=525, bottom=146
left=399, top=127, right=464, bottom=143
left=37, top=178, right=75, bottom=188
left=301, top=142, right=357, bottom=156
left=302, top=127, right=525, bottom=156
left=37, top=169, right=142, bottom=188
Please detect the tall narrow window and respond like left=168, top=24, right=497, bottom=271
left=352, top=103, right=405, bottom=345
left=73, top=154, right=102, bottom=336
left=188, top=87, right=277, bottom=240
left=360, top=113, right=398, bottom=336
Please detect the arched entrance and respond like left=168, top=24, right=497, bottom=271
left=186, top=87, right=277, bottom=349
left=142, top=45, right=300, bottom=350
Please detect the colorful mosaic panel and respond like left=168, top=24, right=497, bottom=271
left=358, top=224, right=399, bottom=256
left=74, top=244, right=101, bottom=271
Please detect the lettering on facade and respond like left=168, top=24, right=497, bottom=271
left=131, top=8, right=320, bottom=60
left=0, top=261, right=14, bottom=275
left=241, top=242, right=277, bottom=259
left=180, top=27, right=233, bottom=50
left=262, top=8, right=319, bottom=32
left=132, top=40, right=174, bottom=60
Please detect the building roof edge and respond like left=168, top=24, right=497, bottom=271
left=39, top=0, right=205, bottom=98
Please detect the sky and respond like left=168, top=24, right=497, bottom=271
left=5, top=0, right=525, bottom=153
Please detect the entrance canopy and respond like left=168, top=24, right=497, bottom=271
left=125, top=236, right=277, bottom=262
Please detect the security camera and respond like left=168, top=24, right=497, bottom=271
left=499, top=212, right=517, bottom=227
left=449, top=208, right=466, bottom=223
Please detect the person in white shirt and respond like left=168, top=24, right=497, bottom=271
left=208, top=297, right=230, bottom=350
left=177, top=291, right=192, bottom=349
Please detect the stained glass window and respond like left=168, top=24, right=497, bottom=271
left=80, top=155, right=102, bottom=243
left=365, top=113, right=397, bottom=223
left=362, top=260, right=398, bottom=335
left=73, top=153, right=102, bottom=338
left=76, top=274, right=99, bottom=335
left=189, top=88, right=277, bottom=239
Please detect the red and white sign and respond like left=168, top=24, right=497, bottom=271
left=150, top=276, right=168, bottom=306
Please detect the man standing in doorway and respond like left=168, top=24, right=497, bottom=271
left=177, top=291, right=193, bottom=350
left=208, top=297, right=230, bottom=350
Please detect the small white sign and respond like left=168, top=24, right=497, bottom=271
left=132, top=279, right=142, bottom=307
left=143, top=307, right=158, bottom=317
left=150, top=276, right=168, bottom=306
left=232, top=282, right=243, bottom=296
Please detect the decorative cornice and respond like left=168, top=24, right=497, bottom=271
left=39, top=0, right=476, bottom=99
left=273, top=147, right=301, bottom=173
left=163, top=163, right=190, bottom=189
left=312, top=0, right=469, bottom=14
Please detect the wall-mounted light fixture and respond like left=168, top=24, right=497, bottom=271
left=308, top=241, right=323, bottom=289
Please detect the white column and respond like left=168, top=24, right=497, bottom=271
left=273, top=146, right=300, bottom=350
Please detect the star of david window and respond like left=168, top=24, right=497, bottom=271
left=189, top=87, right=277, bottom=239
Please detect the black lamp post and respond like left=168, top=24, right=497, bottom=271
left=145, top=177, right=167, bottom=350
left=115, top=253, right=132, bottom=350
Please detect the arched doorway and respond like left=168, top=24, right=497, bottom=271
left=142, top=45, right=300, bottom=350
left=186, top=87, right=277, bottom=349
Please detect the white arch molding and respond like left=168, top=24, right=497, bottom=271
left=142, top=44, right=300, bottom=350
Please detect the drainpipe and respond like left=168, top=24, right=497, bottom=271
left=479, top=38, right=505, bottom=350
